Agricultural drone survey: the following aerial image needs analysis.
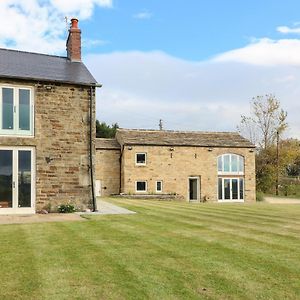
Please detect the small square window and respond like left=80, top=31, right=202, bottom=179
left=156, top=181, right=163, bottom=192
left=136, top=181, right=147, bottom=192
left=136, top=153, right=146, bottom=165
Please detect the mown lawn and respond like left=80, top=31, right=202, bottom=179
left=1, top=199, right=300, bottom=300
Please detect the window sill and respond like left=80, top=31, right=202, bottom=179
left=218, top=199, right=244, bottom=203
left=0, top=133, right=34, bottom=138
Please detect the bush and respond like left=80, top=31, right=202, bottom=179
left=256, top=192, right=265, bottom=202
left=57, top=204, right=76, bottom=213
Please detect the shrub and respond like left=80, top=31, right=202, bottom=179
left=57, top=204, right=76, bottom=213
left=256, top=192, right=265, bottom=202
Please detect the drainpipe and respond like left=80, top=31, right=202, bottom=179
left=119, top=144, right=125, bottom=194
left=89, top=86, right=97, bottom=211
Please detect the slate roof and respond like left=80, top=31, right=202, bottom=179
left=95, top=138, right=121, bottom=150
left=116, top=129, right=255, bottom=148
left=0, top=48, right=97, bottom=86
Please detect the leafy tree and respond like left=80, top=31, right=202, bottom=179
left=256, top=139, right=300, bottom=193
left=96, top=120, right=119, bottom=138
left=238, top=94, right=288, bottom=149
left=238, top=95, right=290, bottom=195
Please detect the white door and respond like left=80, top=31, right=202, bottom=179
left=0, top=147, right=35, bottom=214
left=218, top=177, right=244, bottom=202
left=95, top=180, right=101, bottom=197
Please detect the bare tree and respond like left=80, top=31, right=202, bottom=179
left=238, top=94, right=288, bottom=149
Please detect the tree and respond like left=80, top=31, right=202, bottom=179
left=96, top=120, right=119, bottom=138
left=238, top=94, right=288, bottom=149
left=255, top=139, right=300, bottom=193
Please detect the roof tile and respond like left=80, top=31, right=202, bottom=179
left=116, top=129, right=255, bottom=148
left=0, top=48, right=97, bottom=86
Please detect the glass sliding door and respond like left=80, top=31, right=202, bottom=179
left=0, top=150, right=13, bottom=208
left=224, top=179, right=231, bottom=200
left=218, top=178, right=244, bottom=202
left=232, top=179, right=238, bottom=199
left=18, top=151, right=32, bottom=208
left=0, top=148, right=35, bottom=214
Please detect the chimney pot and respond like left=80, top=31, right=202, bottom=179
left=71, top=18, right=79, bottom=29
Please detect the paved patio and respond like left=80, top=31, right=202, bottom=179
left=81, top=199, right=136, bottom=215
left=0, top=199, right=136, bottom=225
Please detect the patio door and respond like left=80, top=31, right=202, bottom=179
left=218, top=177, right=244, bottom=202
left=0, top=148, right=35, bottom=214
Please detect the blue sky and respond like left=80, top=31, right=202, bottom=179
left=0, top=0, right=300, bottom=138
left=81, top=0, right=300, bottom=60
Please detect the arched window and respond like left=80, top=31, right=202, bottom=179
left=218, top=154, right=244, bottom=174
left=218, top=154, right=244, bottom=202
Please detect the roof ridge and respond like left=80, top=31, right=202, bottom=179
left=117, top=128, right=240, bottom=135
left=0, top=47, right=67, bottom=60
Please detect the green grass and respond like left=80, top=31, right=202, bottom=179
left=1, top=199, right=300, bottom=299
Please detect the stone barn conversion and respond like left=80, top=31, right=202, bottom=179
left=96, top=129, right=256, bottom=202
left=0, top=19, right=98, bottom=214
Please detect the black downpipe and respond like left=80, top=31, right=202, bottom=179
left=119, top=144, right=124, bottom=194
left=89, top=86, right=97, bottom=211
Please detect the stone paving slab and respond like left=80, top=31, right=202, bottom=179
left=0, top=213, right=85, bottom=225
left=80, top=199, right=136, bottom=215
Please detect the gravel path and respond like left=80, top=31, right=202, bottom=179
left=264, top=196, right=300, bottom=204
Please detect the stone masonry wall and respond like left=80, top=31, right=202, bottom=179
left=95, top=149, right=121, bottom=196
left=0, top=79, right=95, bottom=211
left=121, top=145, right=256, bottom=202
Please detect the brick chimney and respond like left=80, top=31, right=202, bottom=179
left=66, top=18, right=81, bottom=62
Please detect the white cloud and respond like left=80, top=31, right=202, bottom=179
left=83, top=39, right=109, bottom=48
left=277, top=26, right=300, bottom=34
left=213, top=38, right=300, bottom=66
left=0, top=0, right=111, bottom=54
left=85, top=51, right=300, bottom=138
left=133, top=11, right=152, bottom=20
left=50, top=0, right=112, bottom=19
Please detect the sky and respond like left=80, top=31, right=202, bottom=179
left=0, top=0, right=300, bottom=138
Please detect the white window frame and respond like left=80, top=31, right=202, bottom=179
left=0, top=146, right=36, bottom=214
left=218, top=154, right=244, bottom=175
left=0, top=85, right=34, bottom=137
left=188, top=176, right=201, bottom=202
left=135, top=181, right=147, bottom=192
left=135, top=152, right=147, bottom=166
left=156, top=180, right=163, bottom=193
left=218, top=177, right=244, bottom=203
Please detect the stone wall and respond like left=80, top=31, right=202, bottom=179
left=95, top=149, right=121, bottom=197
left=121, top=145, right=256, bottom=202
left=0, top=79, right=95, bottom=211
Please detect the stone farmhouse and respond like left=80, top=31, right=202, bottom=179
left=96, top=129, right=256, bottom=202
left=0, top=18, right=256, bottom=215
left=0, top=19, right=99, bottom=214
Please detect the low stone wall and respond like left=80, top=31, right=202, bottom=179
left=116, top=194, right=184, bottom=200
